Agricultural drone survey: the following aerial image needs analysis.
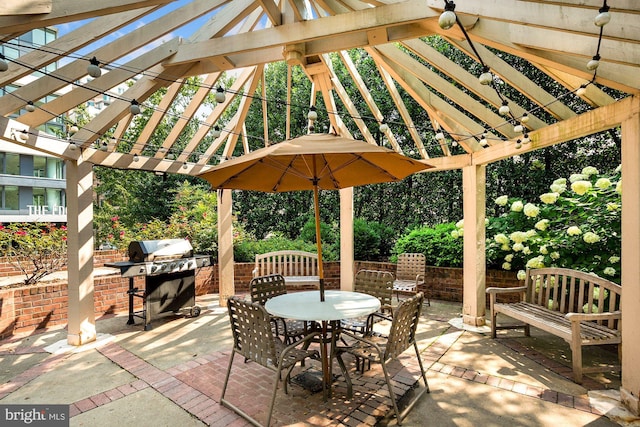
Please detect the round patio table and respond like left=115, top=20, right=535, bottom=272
left=265, top=290, right=380, bottom=400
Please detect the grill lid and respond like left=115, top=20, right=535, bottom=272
left=128, top=239, right=193, bottom=263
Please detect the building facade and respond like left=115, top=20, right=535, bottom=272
left=0, top=27, right=68, bottom=223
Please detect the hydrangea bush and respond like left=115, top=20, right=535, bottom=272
left=454, top=165, right=621, bottom=283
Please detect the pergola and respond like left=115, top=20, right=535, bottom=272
left=1, top=0, right=639, bottom=414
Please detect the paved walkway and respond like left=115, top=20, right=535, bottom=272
left=0, top=296, right=634, bottom=426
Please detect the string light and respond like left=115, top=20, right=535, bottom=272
left=129, top=99, right=142, bottom=115
left=587, top=54, right=600, bottom=71
left=379, top=119, right=389, bottom=133
left=87, top=57, right=102, bottom=78
left=211, top=125, right=222, bottom=138
left=438, top=1, right=457, bottom=30
left=594, top=3, right=611, bottom=27
left=307, top=106, right=318, bottom=121
left=215, top=86, right=226, bottom=103
left=478, top=66, right=492, bottom=85
left=0, top=54, right=8, bottom=72
left=498, top=100, right=510, bottom=116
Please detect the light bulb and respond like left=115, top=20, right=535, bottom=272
left=435, top=131, right=445, bottom=141
left=514, top=124, right=523, bottom=133
left=451, top=140, right=458, bottom=147
left=182, top=163, right=188, bottom=170
left=100, top=141, right=108, bottom=151
left=522, top=133, right=530, bottom=144
left=379, top=120, right=389, bottom=133
left=576, top=85, right=587, bottom=96
left=480, top=133, right=488, bottom=147
left=587, top=55, right=600, bottom=71
left=69, top=124, right=79, bottom=134
left=69, top=142, right=78, bottom=151
left=133, top=153, right=139, bottom=162
left=16, top=130, right=29, bottom=142
left=87, top=57, right=102, bottom=78
left=499, top=101, right=510, bottom=116
left=0, top=55, right=8, bottom=72
left=438, top=2, right=457, bottom=30
left=215, top=86, right=226, bottom=103
left=307, top=106, right=318, bottom=121
left=520, top=113, right=529, bottom=123
left=130, top=100, right=141, bottom=115
left=212, top=125, right=221, bottom=138
left=25, top=101, right=36, bottom=112
left=515, top=139, right=522, bottom=149
left=167, top=153, right=175, bottom=160
left=479, top=67, right=492, bottom=85
left=595, top=6, right=610, bottom=27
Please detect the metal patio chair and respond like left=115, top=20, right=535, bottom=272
left=335, top=292, right=429, bottom=425
left=250, top=273, right=314, bottom=344
left=393, top=253, right=429, bottom=305
left=221, top=297, right=320, bottom=427
left=340, top=269, right=394, bottom=336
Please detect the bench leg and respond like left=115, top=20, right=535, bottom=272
left=524, top=324, right=530, bottom=337
left=570, top=324, right=583, bottom=383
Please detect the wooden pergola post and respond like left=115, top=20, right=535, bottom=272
left=620, top=105, right=640, bottom=415
left=217, top=189, right=234, bottom=307
left=65, top=157, right=96, bottom=346
left=462, top=164, right=487, bottom=326
left=340, top=187, right=354, bottom=290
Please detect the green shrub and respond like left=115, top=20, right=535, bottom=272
left=392, top=223, right=463, bottom=267
left=353, top=219, right=395, bottom=261
left=233, top=235, right=336, bottom=262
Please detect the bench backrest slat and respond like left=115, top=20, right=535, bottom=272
left=255, top=250, right=318, bottom=278
left=524, top=267, right=621, bottom=330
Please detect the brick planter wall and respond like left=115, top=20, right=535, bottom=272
left=0, top=257, right=520, bottom=340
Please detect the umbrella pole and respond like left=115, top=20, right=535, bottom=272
left=313, top=184, right=325, bottom=302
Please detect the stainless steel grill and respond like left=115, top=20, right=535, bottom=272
left=106, top=239, right=211, bottom=330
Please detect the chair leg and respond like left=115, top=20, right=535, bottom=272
left=334, top=352, right=353, bottom=399
left=266, top=369, right=282, bottom=427
left=220, top=350, right=236, bottom=401
left=380, top=361, right=402, bottom=425
left=413, top=341, right=430, bottom=393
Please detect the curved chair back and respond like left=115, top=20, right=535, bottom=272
left=385, top=292, right=424, bottom=360
left=250, top=274, right=287, bottom=305
left=227, top=296, right=277, bottom=366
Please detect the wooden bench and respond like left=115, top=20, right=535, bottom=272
left=486, top=267, right=622, bottom=383
left=253, top=250, right=320, bottom=288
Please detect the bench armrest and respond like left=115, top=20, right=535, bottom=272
left=485, top=286, right=528, bottom=295
left=566, top=311, right=621, bottom=322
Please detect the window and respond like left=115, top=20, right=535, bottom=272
left=33, top=188, right=45, bottom=206
left=33, top=156, right=46, bottom=177
left=0, top=152, right=20, bottom=175
left=0, top=186, right=19, bottom=210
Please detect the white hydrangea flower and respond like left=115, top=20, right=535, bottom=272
left=608, top=256, right=620, bottom=263
left=517, top=270, right=526, bottom=280
left=583, top=232, right=601, bottom=244
left=615, top=164, right=622, bottom=173
left=495, top=195, right=509, bottom=206
left=569, top=173, right=589, bottom=183
left=595, top=178, right=612, bottom=189
left=512, top=242, right=524, bottom=252
left=571, top=180, right=592, bottom=195
left=539, top=245, right=548, bottom=255
left=567, top=226, right=582, bottom=236
left=456, top=219, right=464, bottom=228
left=607, top=203, right=620, bottom=212
left=603, top=267, right=616, bottom=276
left=539, top=192, right=559, bottom=204
left=582, top=166, right=599, bottom=176
left=494, top=233, right=509, bottom=245
left=511, top=200, right=523, bottom=212
left=550, top=251, right=560, bottom=260
left=522, top=246, right=532, bottom=255
left=509, top=231, right=528, bottom=243
left=549, top=183, right=566, bottom=194
left=535, top=219, right=549, bottom=231
left=500, top=244, right=511, bottom=251
left=526, top=256, right=545, bottom=269
left=458, top=228, right=464, bottom=237
left=523, top=203, right=540, bottom=218
left=502, top=262, right=511, bottom=270
left=504, top=254, right=513, bottom=262
left=525, top=229, right=537, bottom=238
left=616, top=179, right=622, bottom=195
left=451, top=230, right=459, bottom=238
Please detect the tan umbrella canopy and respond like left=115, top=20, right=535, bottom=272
left=199, top=132, right=431, bottom=301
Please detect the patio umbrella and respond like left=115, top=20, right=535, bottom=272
left=198, top=132, right=431, bottom=301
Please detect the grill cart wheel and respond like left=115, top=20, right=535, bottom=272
left=191, top=306, right=201, bottom=317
